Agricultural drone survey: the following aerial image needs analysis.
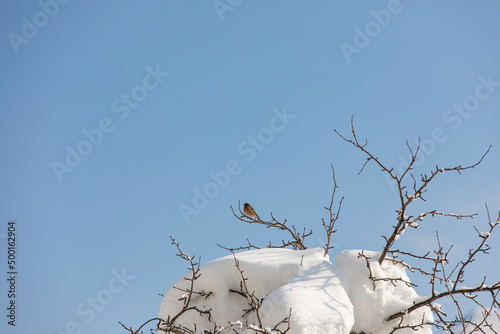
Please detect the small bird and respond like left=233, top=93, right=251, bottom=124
left=243, top=203, right=260, bottom=220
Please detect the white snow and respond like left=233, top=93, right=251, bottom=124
left=409, top=222, right=421, bottom=228
left=336, top=250, right=433, bottom=334
left=432, top=303, right=442, bottom=313
left=408, top=194, right=420, bottom=200
left=480, top=232, right=491, bottom=238
left=159, top=248, right=433, bottom=333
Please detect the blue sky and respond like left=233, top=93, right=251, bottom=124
left=1, top=1, right=500, bottom=333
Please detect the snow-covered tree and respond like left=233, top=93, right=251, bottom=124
left=121, top=118, right=500, bottom=334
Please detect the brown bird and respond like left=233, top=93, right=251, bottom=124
left=243, top=203, right=260, bottom=220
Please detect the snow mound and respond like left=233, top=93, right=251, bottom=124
left=159, top=248, right=433, bottom=333
left=336, top=250, right=433, bottom=334
left=159, top=248, right=354, bottom=333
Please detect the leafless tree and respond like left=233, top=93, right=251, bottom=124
left=122, top=117, right=499, bottom=334
left=335, top=116, right=499, bottom=333
left=120, top=237, right=291, bottom=334
left=334, top=116, right=490, bottom=266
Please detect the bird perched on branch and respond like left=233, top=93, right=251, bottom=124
left=243, top=203, right=260, bottom=220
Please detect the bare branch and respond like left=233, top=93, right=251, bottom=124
left=119, top=318, right=163, bottom=334
left=323, top=164, right=343, bottom=257
left=121, top=238, right=214, bottom=334
left=217, top=239, right=261, bottom=252
left=387, top=281, right=500, bottom=322
left=231, top=252, right=263, bottom=327
left=224, top=202, right=310, bottom=251
left=386, top=212, right=500, bottom=324
left=334, top=115, right=491, bottom=265
left=168, top=237, right=212, bottom=324
left=358, top=251, right=416, bottom=291
left=334, top=116, right=398, bottom=180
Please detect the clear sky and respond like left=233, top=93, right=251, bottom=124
left=1, top=1, right=500, bottom=333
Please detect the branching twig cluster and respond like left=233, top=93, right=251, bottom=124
left=334, top=116, right=491, bottom=266
left=231, top=253, right=264, bottom=325
left=218, top=201, right=312, bottom=252
left=388, top=314, right=435, bottom=334
left=322, top=164, right=344, bottom=257
left=387, top=207, right=500, bottom=333
left=121, top=237, right=212, bottom=334
left=220, top=165, right=343, bottom=257
left=335, top=116, right=499, bottom=332
left=358, top=251, right=416, bottom=291
left=229, top=253, right=291, bottom=334
left=121, top=238, right=291, bottom=334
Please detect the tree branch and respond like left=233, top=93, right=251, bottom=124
left=222, top=201, right=310, bottom=251
left=323, top=164, right=343, bottom=257
left=386, top=208, right=500, bottom=324
left=334, top=115, right=491, bottom=265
